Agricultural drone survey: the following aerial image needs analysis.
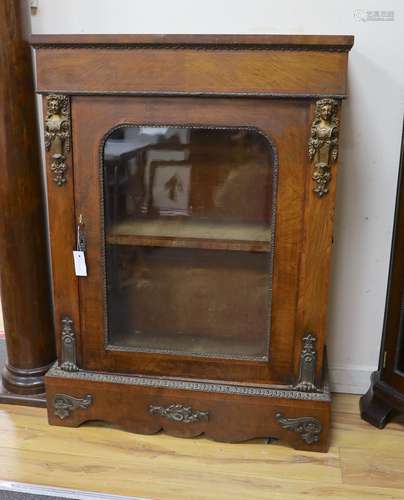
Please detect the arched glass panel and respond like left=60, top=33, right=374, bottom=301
left=102, top=126, right=276, bottom=360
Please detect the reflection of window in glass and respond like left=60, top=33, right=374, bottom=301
left=102, top=126, right=276, bottom=360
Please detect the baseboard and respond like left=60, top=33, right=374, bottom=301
left=329, top=365, right=376, bottom=394
left=0, top=480, right=147, bottom=500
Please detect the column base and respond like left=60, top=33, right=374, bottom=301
left=2, top=362, right=53, bottom=396
left=0, top=338, right=46, bottom=407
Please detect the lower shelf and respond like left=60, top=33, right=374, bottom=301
left=107, top=246, right=270, bottom=360
left=110, top=331, right=268, bottom=360
left=45, top=362, right=331, bottom=452
left=107, top=218, right=271, bottom=253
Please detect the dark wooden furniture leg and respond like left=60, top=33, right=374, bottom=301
left=360, top=372, right=394, bottom=429
left=0, top=0, right=55, bottom=397
left=360, top=118, right=404, bottom=428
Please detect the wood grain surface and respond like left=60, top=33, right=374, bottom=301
left=0, top=394, right=402, bottom=499
left=34, top=48, right=349, bottom=96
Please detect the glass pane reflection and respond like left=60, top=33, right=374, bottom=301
left=103, top=126, right=275, bottom=360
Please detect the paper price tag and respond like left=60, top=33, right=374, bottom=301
left=73, top=250, right=87, bottom=277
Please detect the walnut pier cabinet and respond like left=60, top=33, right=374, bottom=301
left=32, top=34, right=353, bottom=452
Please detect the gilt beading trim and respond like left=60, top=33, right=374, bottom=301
left=47, top=364, right=330, bottom=402
left=32, top=43, right=351, bottom=53
left=36, top=90, right=347, bottom=100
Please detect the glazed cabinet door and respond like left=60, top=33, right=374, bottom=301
left=64, top=95, right=329, bottom=386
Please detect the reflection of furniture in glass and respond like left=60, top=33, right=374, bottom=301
left=361, top=119, right=404, bottom=428
left=34, top=34, right=354, bottom=452
left=144, top=160, right=192, bottom=216
left=104, top=126, right=273, bottom=360
left=139, top=129, right=190, bottom=215
left=104, top=139, right=144, bottom=224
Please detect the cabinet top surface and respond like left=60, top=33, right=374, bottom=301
left=31, top=34, right=354, bottom=51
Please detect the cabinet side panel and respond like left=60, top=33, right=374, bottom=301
left=295, top=100, right=342, bottom=383
left=42, top=97, right=81, bottom=365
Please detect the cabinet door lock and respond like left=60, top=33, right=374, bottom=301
left=73, top=215, right=87, bottom=277
left=77, top=214, right=87, bottom=252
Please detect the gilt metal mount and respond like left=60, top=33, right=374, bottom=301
left=275, top=412, right=322, bottom=444
left=308, top=98, right=339, bottom=197
left=149, top=403, right=209, bottom=423
left=294, top=332, right=318, bottom=392
left=53, top=394, right=93, bottom=420
left=60, top=317, right=78, bottom=372
left=44, top=94, right=71, bottom=186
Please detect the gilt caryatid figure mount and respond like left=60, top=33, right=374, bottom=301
left=44, top=94, right=71, bottom=186
left=308, top=98, right=340, bottom=197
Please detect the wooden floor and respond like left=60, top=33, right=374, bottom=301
left=0, top=394, right=403, bottom=499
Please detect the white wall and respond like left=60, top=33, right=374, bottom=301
left=31, top=0, right=404, bottom=393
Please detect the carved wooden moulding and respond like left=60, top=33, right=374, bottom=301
left=33, top=34, right=353, bottom=452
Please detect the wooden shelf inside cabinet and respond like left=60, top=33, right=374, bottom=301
left=106, top=218, right=271, bottom=252
left=110, top=330, right=268, bottom=359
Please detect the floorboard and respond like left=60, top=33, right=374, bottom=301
left=0, top=394, right=403, bottom=499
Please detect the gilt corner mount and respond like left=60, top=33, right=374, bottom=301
left=308, top=98, right=340, bottom=197
left=60, top=317, right=78, bottom=372
left=44, top=94, right=71, bottom=186
left=275, top=412, right=322, bottom=444
left=53, top=393, right=93, bottom=420
left=294, top=332, right=318, bottom=392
